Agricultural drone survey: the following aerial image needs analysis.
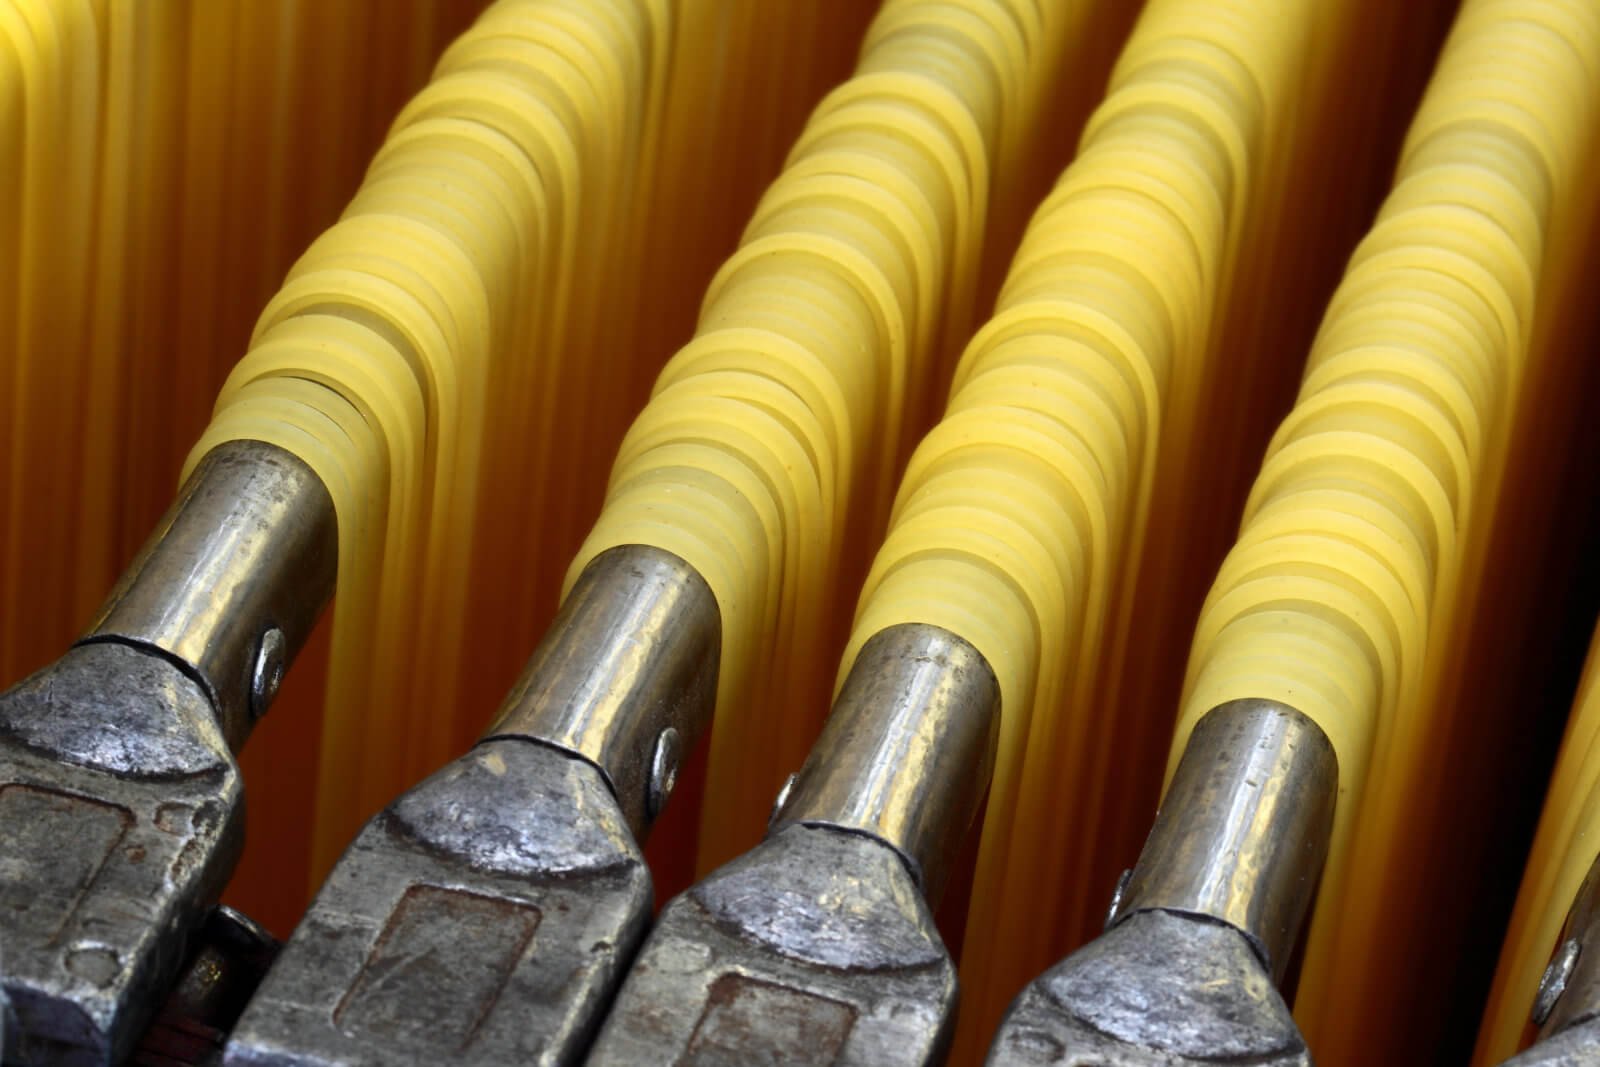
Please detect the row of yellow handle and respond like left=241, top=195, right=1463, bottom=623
left=4, top=0, right=1599, bottom=1062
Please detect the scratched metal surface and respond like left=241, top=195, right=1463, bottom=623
left=224, top=738, right=651, bottom=1067
left=589, top=823, right=957, bottom=1066
left=985, top=909, right=1312, bottom=1067
left=0, top=643, right=244, bottom=1066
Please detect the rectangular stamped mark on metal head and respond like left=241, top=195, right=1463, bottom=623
left=333, top=885, right=540, bottom=1053
left=686, top=974, right=857, bottom=1065
left=0, top=784, right=133, bottom=943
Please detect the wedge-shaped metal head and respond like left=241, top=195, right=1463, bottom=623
left=587, top=823, right=956, bottom=1067
left=985, top=909, right=1310, bottom=1066
left=223, top=736, right=651, bottom=1066
left=0, top=643, right=244, bottom=1067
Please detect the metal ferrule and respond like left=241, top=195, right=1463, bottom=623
left=1112, top=698, right=1339, bottom=980
left=0, top=440, right=335, bottom=1066
left=984, top=699, right=1335, bottom=1067
left=482, top=544, right=721, bottom=840
left=588, top=624, right=993, bottom=1066
left=84, top=439, right=338, bottom=751
left=771, top=623, right=1001, bottom=904
left=223, top=546, right=722, bottom=1067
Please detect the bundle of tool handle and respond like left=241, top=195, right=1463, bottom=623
left=3, top=0, right=1599, bottom=1064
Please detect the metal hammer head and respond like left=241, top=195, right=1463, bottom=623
left=222, top=737, right=653, bottom=1067
left=586, top=823, right=957, bottom=1067
left=985, top=700, right=1337, bottom=1067
left=224, top=545, right=719, bottom=1066
left=0, top=643, right=244, bottom=1067
left=0, top=441, right=334, bottom=1065
left=985, top=909, right=1310, bottom=1066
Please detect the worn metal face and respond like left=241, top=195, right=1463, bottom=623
left=588, top=824, right=956, bottom=1067
left=985, top=909, right=1310, bottom=1066
left=1503, top=1021, right=1600, bottom=1066
left=0, top=643, right=244, bottom=1067
left=223, top=737, right=651, bottom=1067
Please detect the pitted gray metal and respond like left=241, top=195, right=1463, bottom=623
left=985, top=909, right=1310, bottom=1066
left=222, top=738, right=653, bottom=1067
left=586, top=823, right=956, bottom=1066
left=0, top=643, right=244, bottom=1067
left=985, top=701, right=1335, bottom=1066
left=0, top=441, right=336, bottom=1066
left=224, top=546, right=719, bottom=1065
left=1507, top=849, right=1600, bottom=1065
left=1501, top=1021, right=1600, bottom=1066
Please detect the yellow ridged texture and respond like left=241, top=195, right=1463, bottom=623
left=0, top=0, right=484, bottom=682
left=568, top=0, right=1140, bottom=870
left=7, top=2, right=1600, bottom=1062
left=0, top=0, right=881, bottom=930
left=0, top=0, right=489, bottom=932
left=1169, top=1, right=1600, bottom=1061
left=1477, top=623, right=1600, bottom=1062
left=837, top=0, right=1454, bottom=1057
left=180, top=0, right=887, bottom=894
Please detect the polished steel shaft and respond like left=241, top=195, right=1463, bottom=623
left=987, top=699, right=1337, bottom=1066
left=0, top=439, right=335, bottom=1066
left=590, top=623, right=1000, bottom=1066
left=773, top=623, right=1001, bottom=901
left=1113, top=698, right=1339, bottom=979
left=225, top=545, right=722, bottom=1067
left=484, top=544, right=721, bottom=837
left=85, top=439, right=337, bottom=750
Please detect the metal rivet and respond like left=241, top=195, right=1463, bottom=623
left=769, top=772, right=799, bottom=827
left=250, top=627, right=286, bottom=720
left=1104, top=869, right=1133, bottom=932
left=647, top=727, right=681, bottom=819
left=1534, top=937, right=1582, bottom=1025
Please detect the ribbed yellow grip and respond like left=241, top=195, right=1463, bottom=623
left=1170, top=1, right=1600, bottom=1058
left=836, top=0, right=1443, bottom=1055
left=570, top=0, right=1138, bottom=867
left=172, top=0, right=885, bottom=883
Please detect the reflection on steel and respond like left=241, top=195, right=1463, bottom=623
left=1113, top=698, right=1339, bottom=978
left=774, top=624, right=1001, bottom=902
left=224, top=545, right=721, bottom=1067
left=131, top=907, right=281, bottom=1067
left=1504, top=850, right=1600, bottom=1066
left=486, top=545, right=722, bottom=839
left=985, top=909, right=1309, bottom=1066
left=0, top=440, right=336, bottom=1067
left=588, top=624, right=1001, bottom=1066
left=986, top=700, right=1338, bottom=1066
left=587, top=825, right=956, bottom=1067
left=86, top=441, right=337, bottom=752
